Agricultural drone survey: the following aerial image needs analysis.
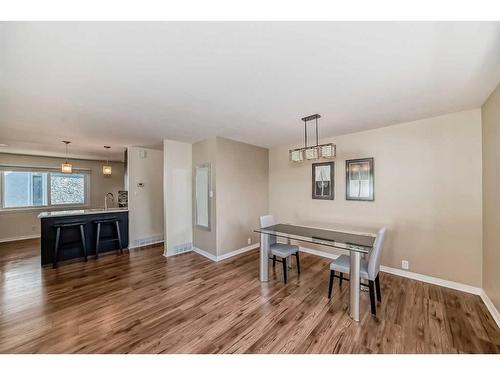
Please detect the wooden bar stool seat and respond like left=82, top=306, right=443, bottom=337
left=53, top=221, right=87, bottom=268
left=94, top=218, right=123, bottom=258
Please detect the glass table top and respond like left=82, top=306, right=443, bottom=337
left=254, top=222, right=377, bottom=253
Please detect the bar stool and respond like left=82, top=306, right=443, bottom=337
left=94, top=218, right=123, bottom=258
left=53, top=222, right=87, bottom=268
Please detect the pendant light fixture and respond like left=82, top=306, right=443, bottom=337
left=102, top=146, right=112, bottom=176
left=289, top=114, right=336, bottom=163
left=61, top=141, right=73, bottom=173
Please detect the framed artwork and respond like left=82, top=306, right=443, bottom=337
left=346, top=158, right=374, bottom=201
left=312, top=162, right=334, bottom=200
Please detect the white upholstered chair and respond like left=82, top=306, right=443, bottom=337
left=260, top=215, right=300, bottom=284
left=328, top=227, right=387, bottom=315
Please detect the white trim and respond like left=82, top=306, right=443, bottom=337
left=479, top=290, right=500, bottom=328
left=379, top=265, right=483, bottom=295
left=298, top=246, right=483, bottom=295
left=189, top=243, right=260, bottom=262
left=0, top=234, right=40, bottom=243
left=191, top=246, right=217, bottom=261
left=217, top=243, right=260, bottom=261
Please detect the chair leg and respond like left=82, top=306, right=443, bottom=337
left=53, top=227, right=61, bottom=269
left=80, top=224, right=87, bottom=262
left=115, top=220, right=123, bottom=255
left=95, top=222, right=101, bottom=259
left=328, top=270, right=334, bottom=299
left=339, top=272, right=343, bottom=287
left=272, top=255, right=276, bottom=268
left=369, top=280, right=377, bottom=316
left=282, top=257, right=288, bottom=284
left=375, top=274, right=382, bottom=302
left=295, top=252, right=300, bottom=274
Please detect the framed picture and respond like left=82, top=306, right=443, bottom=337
left=346, top=158, right=374, bottom=201
left=312, top=162, right=334, bottom=200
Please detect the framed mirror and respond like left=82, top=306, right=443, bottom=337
left=346, top=158, right=374, bottom=201
left=195, top=163, right=211, bottom=230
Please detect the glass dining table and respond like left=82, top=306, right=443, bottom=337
left=254, top=222, right=377, bottom=321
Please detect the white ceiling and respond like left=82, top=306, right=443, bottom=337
left=0, top=22, right=499, bottom=161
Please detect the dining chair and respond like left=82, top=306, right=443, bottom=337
left=328, top=227, right=386, bottom=315
left=260, top=215, right=300, bottom=284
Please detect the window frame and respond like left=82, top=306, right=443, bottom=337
left=0, top=170, right=90, bottom=212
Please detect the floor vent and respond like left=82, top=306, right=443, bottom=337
left=132, top=235, right=163, bottom=248
left=174, top=242, right=193, bottom=254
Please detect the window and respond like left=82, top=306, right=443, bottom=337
left=50, top=173, right=86, bottom=205
left=3, top=171, right=48, bottom=208
left=1, top=170, right=88, bottom=210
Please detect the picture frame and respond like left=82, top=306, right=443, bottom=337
left=346, top=158, right=374, bottom=201
left=312, top=162, right=334, bottom=200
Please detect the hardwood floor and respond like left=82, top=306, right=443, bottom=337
left=0, top=239, right=499, bottom=353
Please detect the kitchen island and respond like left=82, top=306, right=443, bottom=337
left=38, top=208, right=129, bottom=266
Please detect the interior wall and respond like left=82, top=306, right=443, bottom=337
left=192, top=137, right=217, bottom=255
left=482, top=84, right=500, bottom=310
left=0, top=153, right=125, bottom=242
left=269, top=109, right=483, bottom=287
left=163, top=139, right=192, bottom=256
left=127, top=147, right=164, bottom=248
left=216, top=137, right=269, bottom=255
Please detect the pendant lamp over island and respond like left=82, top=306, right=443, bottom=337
left=61, top=141, right=73, bottom=174
left=289, top=114, right=336, bottom=163
left=103, top=146, right=112, bottom=176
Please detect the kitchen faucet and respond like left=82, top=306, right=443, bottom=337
left=104, top=192, right=114, bottom=210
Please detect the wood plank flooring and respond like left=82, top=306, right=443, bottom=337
left=0, top=239, right=499, bottom=353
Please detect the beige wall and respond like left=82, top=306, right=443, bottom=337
left=216, top=137, right=269, bottom=255
left=192, top=137, right=217, bottom=255
left=127, top=147, right=164, bottom=248
left=0, top=152, right=125, bottom=242
left=482, top=84, right=500, bottom=310
left=269, top=109, right=483, bottom=287
left=192, top=137, right=269, bottom=256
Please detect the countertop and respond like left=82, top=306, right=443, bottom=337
left=38, top=208, right=128, bottom=219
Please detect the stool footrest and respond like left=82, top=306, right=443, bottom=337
left=99, top=238, right=121, bottom=243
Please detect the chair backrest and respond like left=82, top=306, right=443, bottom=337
left=367, top=227, right=387, bottom=280
left=260, top=215, right=275, bottom=228
left=259, top=215, right=277, bottom=245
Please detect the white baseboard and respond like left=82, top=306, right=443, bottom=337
left=299, top=245, right=482, bottom=295
left=191, top=247, right=217, bottom=261
left=217, top=243, right=260, bottom=261
left=0, top=234, right=40, bottom=243
left=379, top=265, right=483, bottom=295
left=479, top=290, right=500, bottom=328
left=190, top=243, right=260, bottom=262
